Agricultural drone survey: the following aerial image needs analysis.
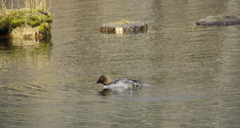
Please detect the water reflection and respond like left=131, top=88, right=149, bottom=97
left=1, top=0, right=240, bottom=127
left=98, top=89, right=136, bottom=96
left=0, top=37, right=52, bottom=91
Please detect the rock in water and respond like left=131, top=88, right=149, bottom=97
left=99, top=20, right=148, bottom=34
left=196, top=15, right=240, bottom=26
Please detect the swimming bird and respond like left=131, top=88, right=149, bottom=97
left=96, top=75, right=147, bottom=90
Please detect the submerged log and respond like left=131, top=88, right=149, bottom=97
left=196, top=15, right=240, bottom=26
left=99, top=20, right=148, bottom=34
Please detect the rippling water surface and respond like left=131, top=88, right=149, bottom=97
left=1, top=0, right=240, bottom=127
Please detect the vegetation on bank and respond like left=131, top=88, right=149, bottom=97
left=0, top=0, right=52, bottom=38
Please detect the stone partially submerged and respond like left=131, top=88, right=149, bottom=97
left=196, top=15, right=240, bottom=26
left=99, top=20, right=148, bottom=34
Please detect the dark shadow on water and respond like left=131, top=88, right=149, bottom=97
left=0, top=39, right=11, bottom=50
left=99, top=89, right=113, bottom=96
left=98, top=87, right=143, bottom=96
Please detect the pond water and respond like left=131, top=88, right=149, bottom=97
left=1, top=0, right=240, bottom=127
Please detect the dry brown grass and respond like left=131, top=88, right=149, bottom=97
left=0, top=0, right=49, bottom=14
left=23, top=0, right=47, bottom=10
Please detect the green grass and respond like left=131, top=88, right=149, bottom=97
left=0, top=0, right=52, bottom=34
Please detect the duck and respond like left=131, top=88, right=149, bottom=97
left=96, top=75, right=147, bottom=90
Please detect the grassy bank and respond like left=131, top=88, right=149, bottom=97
left=0, top=0, right=52, bottom=39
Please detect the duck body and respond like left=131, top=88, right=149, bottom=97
left=96, top=75, right=147, bottom=90
left=103, top=78, right=139, bottom=89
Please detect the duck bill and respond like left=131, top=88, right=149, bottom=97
left=95, top=79, right=101, bottom=84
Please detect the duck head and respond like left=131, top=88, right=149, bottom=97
left=96, top=75, right=112, bottom=85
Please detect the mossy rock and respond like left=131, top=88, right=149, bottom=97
left=0, top=17, right=10, bottom=30
left=196, top=15, right=240, bottom=26
left=28, top=16, right=41, bottom=26
left=38, top=22, right=51, bottom=34
left=0, top=8, right=52, bottom=39
left=99, top=20, right=148, bottom=34
left=11, top=18, right=25, bottom=27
